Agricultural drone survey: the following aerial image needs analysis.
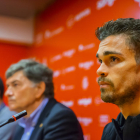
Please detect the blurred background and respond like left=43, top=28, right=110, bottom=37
left=0, top=0, right=140, bottom=139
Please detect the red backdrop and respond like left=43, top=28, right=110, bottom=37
left=1, top=0, right=140, bottom=139
left=29, top=0, right=140, bottom=139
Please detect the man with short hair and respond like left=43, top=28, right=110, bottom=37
left=5, top=59, right=84, bottom=140
left=0, top=77, right=17, bottom=140
left=96, top=18, right=140, bottom=140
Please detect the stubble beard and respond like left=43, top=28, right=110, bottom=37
left=100, top=81, right=139, bottom=106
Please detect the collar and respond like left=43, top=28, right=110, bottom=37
left=19, top=98, right=49, bottom=128
left=114, top=112, right=126, bottom=127
left=112, top=112, right=125, bottom=140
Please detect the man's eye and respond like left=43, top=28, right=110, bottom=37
left=110, top=56, right=118, bottom=62
left=13, top=83, right=18, bottom=87
left=98, top=59, right=102, bottom=64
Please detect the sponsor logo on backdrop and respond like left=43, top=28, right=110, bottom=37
left=97, top=0, right=116, bottom=10
left=50, top=54, right=62, bottom=62
left=53, top=70, right=61, bottom=78
left=78, top=117, right=93, bottom=126
left=82, top=76, right=89, bottom=90
left=78, top=98, right=92, bottom=107
left=61, top=100, right=74, bottom=107
left=53, top=66, right=76, bottom=78
left=78, top=43, right=95, bottom=51
left=94, top=96, right=104, bottom=105
left=134, top=0, right=140, bottom=6
left=62, top=66, right=76, bottom=74
left=60, top=84, right=74, bottom=91
left=74, top=8, right=91, bottom=21
left=67, top=15, right=75, bottom=27
left=79, top=61, right=94, bottom=70
left=84, top=135, right=90, bottom=140
left=35, top=33, right=43, bottom=44
left=44, top=26, right=64, bottom=39
left=67, top=8, right=91, bottom=27
left=63, top=49, right=76, bottom=58
left=99, top=114, right=110, bottom=127
left=50, top=49, right=75, bottom=63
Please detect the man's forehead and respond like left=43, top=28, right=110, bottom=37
left=96, top=35, right=128, bottom=58
left=96, top=44, right=115, bottom=58
left=6, top=71, right=25, bottom=83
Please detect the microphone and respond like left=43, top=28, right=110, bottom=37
left=0, top=110, right=27, bottom=128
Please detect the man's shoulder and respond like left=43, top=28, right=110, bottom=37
left=0, top=106, right=18, bottom=140
left=50, top=100, right=76, bottom=117
left=103, top=121, right=114, bottom=134
left=2, top=105, right=12, bottom=112
left=40, top=98, right=77, bottom=123
left=101, top=120, right=117, bottom=140
left=54, top=101, right=73, bottom=110
left=41, top=100, right=84, bottom=140
left=101, top=112, right=123, bottom=140
left=0, top=106, right=16, bottom=119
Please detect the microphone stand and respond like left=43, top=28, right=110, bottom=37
left=0, top=110, right=27, bottom=128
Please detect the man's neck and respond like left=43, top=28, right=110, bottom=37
left=119, top=95, right=140, bottom=119
left=23, top=97, right=44, bottom=118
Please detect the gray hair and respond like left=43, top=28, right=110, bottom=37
left=6, top=59, right=54, bottom=98
left=95, top=18, right=140, bottom=64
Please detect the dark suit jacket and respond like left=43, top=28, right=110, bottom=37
left=12, top=98, right=84, bottom=140
left=102, top=112, right=140, bottom=140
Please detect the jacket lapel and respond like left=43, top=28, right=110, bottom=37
left=29, top=98, right=57, bottom=140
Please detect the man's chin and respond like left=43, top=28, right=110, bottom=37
left=9, top=106, right=17, bottom=112
left=101, top=92, right=115, bottom=103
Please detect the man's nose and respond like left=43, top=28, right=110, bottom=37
left=96, top=63, right=108, bottom=77
left=5, top=89, right=13, bottom=96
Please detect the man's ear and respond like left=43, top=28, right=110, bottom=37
left=35, top=82, right=45, bottom=99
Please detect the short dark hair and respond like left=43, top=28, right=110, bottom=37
left=6, top=59, right=54, bottom=98
left=0, top=78, right=4, bottom=99
left=95, top=18, right=140, bottom=64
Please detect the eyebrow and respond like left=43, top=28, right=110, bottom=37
left=12, top=80, right=19, bottom=83
left=96, top=51, right=123, bottom=58
left=6, top=80, right=19, bottom=86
